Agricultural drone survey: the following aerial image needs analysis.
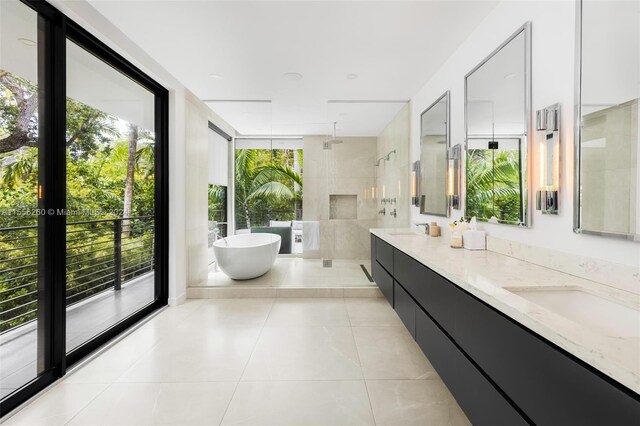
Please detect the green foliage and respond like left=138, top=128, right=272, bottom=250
left=234, top=149, right=303, bottom=229
left=0, top=69, right=156, bottom=332
left=466, top=149, right=522, bottom=223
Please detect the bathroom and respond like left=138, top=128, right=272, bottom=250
left=0, top=0, right=639, bottom=424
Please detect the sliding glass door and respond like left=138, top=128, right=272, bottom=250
left=0, top=0, right=168, bottom=416
left=0, top=0, right=42, bottom=400
left=64, top=39, right=157, bottom=353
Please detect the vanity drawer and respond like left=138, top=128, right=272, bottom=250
left=455, top=288, right=640, bottom=425
left=415, top=307, right=527, bottom=426
left=394, top=249, right=457, bottom=332
left=375, top=237, right=394, bottom=274
left=372, top=260, right=393, bottom=306
left=393, top=281, right=416, bottom=337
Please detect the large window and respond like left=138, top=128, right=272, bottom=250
left=0, top=0, right=168, bottom=416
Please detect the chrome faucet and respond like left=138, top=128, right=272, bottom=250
left=213, top=227, right=228, bottom=246
left=378, top=207, right=386, bottom=216
left=390, top=209, right=397, bottom=218
left=415, top=223, right=430, bottom=234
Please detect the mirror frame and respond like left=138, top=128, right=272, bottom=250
left=573, top=0, right=639, bottom=242
left=464, top=21, right=532, bottom=227
left=419, top=91, right=451, bottom=217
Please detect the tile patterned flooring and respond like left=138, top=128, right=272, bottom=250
left=203, top=258, right=376, bottom=288
left=3, top=298, right=470, bottom=425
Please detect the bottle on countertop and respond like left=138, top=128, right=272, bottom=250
left=429, top=221, right=441, bottom=237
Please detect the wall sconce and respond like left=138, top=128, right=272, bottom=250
left=448, top=144, right=461, bottom=209
left=536, top=103, right=560, bottom=214
left=411, top=160, right=420, bottom=207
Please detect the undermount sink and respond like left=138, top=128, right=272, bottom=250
left=507, top=287, right=640, bottom=339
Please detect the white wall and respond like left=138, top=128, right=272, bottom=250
left=50, top=0, right=236, bottom=304
left=410, top=0, right=640, bottom=268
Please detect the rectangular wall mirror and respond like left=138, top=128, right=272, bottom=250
left=420, top=91, right=450, bottom=216
left=575, top=0, right=639, bottom=241
left=465, top=23, right=531, bottom=226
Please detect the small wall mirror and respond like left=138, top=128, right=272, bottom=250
left=420, top=91, right=450, bottom=216
left=465, top=23, right=531, bottom=226
left=575, top=0, right=639, bottom=241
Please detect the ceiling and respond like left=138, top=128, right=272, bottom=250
left=88, top=0, right=498, bottom=137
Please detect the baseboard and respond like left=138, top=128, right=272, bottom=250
left=168, top=292, right=187, bottom=306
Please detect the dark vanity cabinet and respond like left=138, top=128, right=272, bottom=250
left=370, top=234, right=640, bottom=426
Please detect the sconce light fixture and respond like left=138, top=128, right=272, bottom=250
left=536, top=103, right=560, bottom=214
left=411, top=160, right=420, bottom=207
left=448, top=144, right=461, bottom=209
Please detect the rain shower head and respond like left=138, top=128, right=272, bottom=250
left=323, top=121, right=343, bottom=150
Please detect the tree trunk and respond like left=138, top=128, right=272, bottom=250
left=243, top=202, right=251, bottom=230
left=122, top=124, right=138, bottom=238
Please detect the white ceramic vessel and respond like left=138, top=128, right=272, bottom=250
left=213, top=233, right=281, bottom=280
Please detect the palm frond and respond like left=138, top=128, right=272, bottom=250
left=255, top=163, right=303, bottom=187
left=248, top=181, right=295, bottom=201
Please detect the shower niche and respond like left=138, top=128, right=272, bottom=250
left=330, top=194, right=358, bottom=220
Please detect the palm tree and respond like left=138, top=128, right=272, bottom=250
left=233, top=149, right=302, bottom=229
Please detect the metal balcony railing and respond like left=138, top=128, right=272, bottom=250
left=0, top=216, right=155, bottom=334
left=235, top=208, right=303, bottom=231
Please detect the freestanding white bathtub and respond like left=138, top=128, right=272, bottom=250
left=213, top=233, right=281, bottom=280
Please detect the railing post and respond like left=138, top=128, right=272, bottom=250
left=114, top=219, right=122, bottom=291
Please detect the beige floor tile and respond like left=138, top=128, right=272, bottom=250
left=4, top=383, right=108, bottom=425
left=119, top=327, right=261, bottom=382
left=221, top=381, right=375, bottom=425
left=183, top=298, right=274, bottom=327
left=241, top=326, right=362, bottom=380
left=203, top=288, right=278, bottom=298
left=343, top=287, right=383, bottom=298
left=345, top=298, right=402, bottom=326
left=366, top=379, right=470, bottom=426
left=353, top=327, right=437, bottom=379
left=65, top=325, right=162, bottom=384
left=275, top=288, right=344, bottom=298
left=265, top=298, right=349, bottom=327
left=199, top=258, right=376, bottom=290
left=67, top=382, right=236, bottom=425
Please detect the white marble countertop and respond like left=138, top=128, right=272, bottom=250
left=370, top=228, right=640, bottom=395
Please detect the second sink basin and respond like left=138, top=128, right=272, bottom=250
left=507, top=287, right=640, bottom=339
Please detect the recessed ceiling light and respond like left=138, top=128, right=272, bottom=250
left=18, top=38, right=36, bottom=47
left=282, top=72, right=303, bottom=81
left=339, top=112, right=348, bottom=117
left=503, top=72, right=518, bottom=80
left=209, top=73, right=223, bottom=80
left=346, top=73, right=358, bottom=80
